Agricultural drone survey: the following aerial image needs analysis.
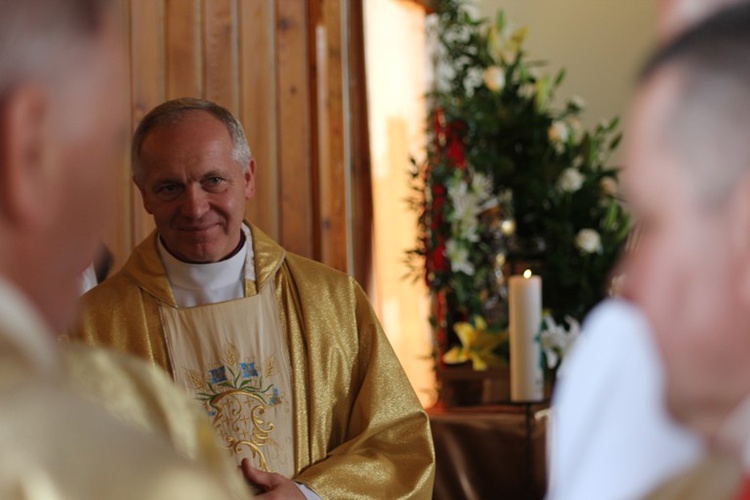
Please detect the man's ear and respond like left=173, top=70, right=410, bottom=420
left=244, top=158, right=256, bottom=200
left=0, top=85, right=49, bottom=228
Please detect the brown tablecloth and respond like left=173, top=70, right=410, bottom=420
left=428, top=403, right=549, bottom=500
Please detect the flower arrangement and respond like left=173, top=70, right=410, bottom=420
left=408, top=0, right=631, bottom=372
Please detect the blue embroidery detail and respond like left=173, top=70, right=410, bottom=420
left=269, top=387, right=280, bottom=405
left=241, top=362, right=258, bottom=378
left=196, top=360, right=281, bottom=414
left=209, top=366, right=227, bottom=384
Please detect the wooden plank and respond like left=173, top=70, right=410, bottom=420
left=99, top=0, right=134, bottom=271
left=165, top=0, right=202, bottom=99
left=347, top=0, right=374, bottom=288
left=239, top=0, right=280, bottom=240
left=203, top=0, right=238, bottom=114
left=129, top=0, right=164, bottom=244
left=316, top=0, right=349, bottom=273
left=276, top=0, right=315, bottom=258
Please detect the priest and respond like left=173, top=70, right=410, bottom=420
left=72, top=97, right=436, bottom=499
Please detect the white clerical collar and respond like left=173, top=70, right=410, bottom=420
left=0, top=276, right=61, bottom=376
left=157, top=232, right=249, bottom=293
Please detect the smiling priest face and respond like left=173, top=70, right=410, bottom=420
left=135, top=109, right=256, bottom=263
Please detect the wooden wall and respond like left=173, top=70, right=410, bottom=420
left=107, top=0, right=372, bottom=285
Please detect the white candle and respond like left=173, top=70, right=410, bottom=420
left=509, top=270, right=544, bottom=401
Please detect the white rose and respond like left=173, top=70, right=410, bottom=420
left=483, top=66, right=506, bottom=93
left=575, top=228, right=602, bottom=254
left=557, top=168, right=585, bottom=193
left=600, top=176, right=618, bottom=197
left=548, top=121, right=568, bottom=143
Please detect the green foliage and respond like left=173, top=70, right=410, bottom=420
left=408, top=0, right=631, bottom=355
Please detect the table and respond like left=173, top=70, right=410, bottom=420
left=428, top=402, right=549, bottom=500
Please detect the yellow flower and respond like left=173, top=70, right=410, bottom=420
left=442, top=316, right=505, bottom=370
left=487, top=12, right=528, bottom=64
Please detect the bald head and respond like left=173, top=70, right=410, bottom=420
left=0, top=0, right=116, bottom=93
left=624, top=2, right=750, bottom=438
left=131, top=98, right=252, bottom=186
left=642, top=3, right=750, bottom=202
left=658, top=0, right=747, bottom=40
left=0, top=0, right=124, bottom=332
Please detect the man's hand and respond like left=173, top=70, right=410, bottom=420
left=240, top=459, right=305, bottom=499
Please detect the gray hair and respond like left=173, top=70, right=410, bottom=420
left=131, top=98, right=252, bottom=184
left=641, top=3, right=750, bottom=202
left=0, top=0, right=114, bottom=94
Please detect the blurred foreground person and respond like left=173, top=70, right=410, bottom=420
left=548, top=3, right=750, bottom=498
left=624, top=4, right=750, bottom=497
left=0, top=0, right=245, bottom=498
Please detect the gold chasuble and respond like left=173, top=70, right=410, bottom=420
left=0, top=279, right=246, bottom=500
left=73, top=224, right=436, bottom=499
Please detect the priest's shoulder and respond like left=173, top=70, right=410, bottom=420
left=282, top=251, right=363, bottom=295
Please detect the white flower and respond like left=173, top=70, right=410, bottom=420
left=518, top=82, right=536, bottom=100
left=570, top=95, right=586, bottom=110
left=483, top=66, right=506, bottom=93
left=463, top=67, right=484, bottom=96
left=471, top=172, right=493, bottom=200
left=446, top=239, right=475, bottom=275
left=572, top=155, right=585, bottom=169
left=449, top=181, right=480, bottom=222
left=548, top=121, right=569, bottom=143
left=557, top=168, right=585, bottom=193
left=575, top=228, right=602, bottom=254
left=600, top=176, right=618, bottom=197
left=539, top=314, right=581, bottom=369
left=457, top=223, right=480, bottom=243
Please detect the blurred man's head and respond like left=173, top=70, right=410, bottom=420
left=658, top=0, right=747, bottom=40
left=625, top=3, right=750, bottom=438
left=0, top=0, right=126, bottom=332
left=132, top=98, right=255, bottom=264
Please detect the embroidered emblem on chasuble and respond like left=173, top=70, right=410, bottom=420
left=159, top=282, right=295, bottom=477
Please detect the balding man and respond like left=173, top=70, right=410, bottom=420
left=0, top=0, right=248, bottom=497
left=625, top=5, right=750, bottom=497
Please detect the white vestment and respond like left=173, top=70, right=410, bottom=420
left=548, top=299, right=704, bottom=500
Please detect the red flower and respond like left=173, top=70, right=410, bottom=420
left=432, top=242, right=448, bottom=273
left=431, top=185, right=446, bottom=230
left=444, top=120, right=467, bottom=170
